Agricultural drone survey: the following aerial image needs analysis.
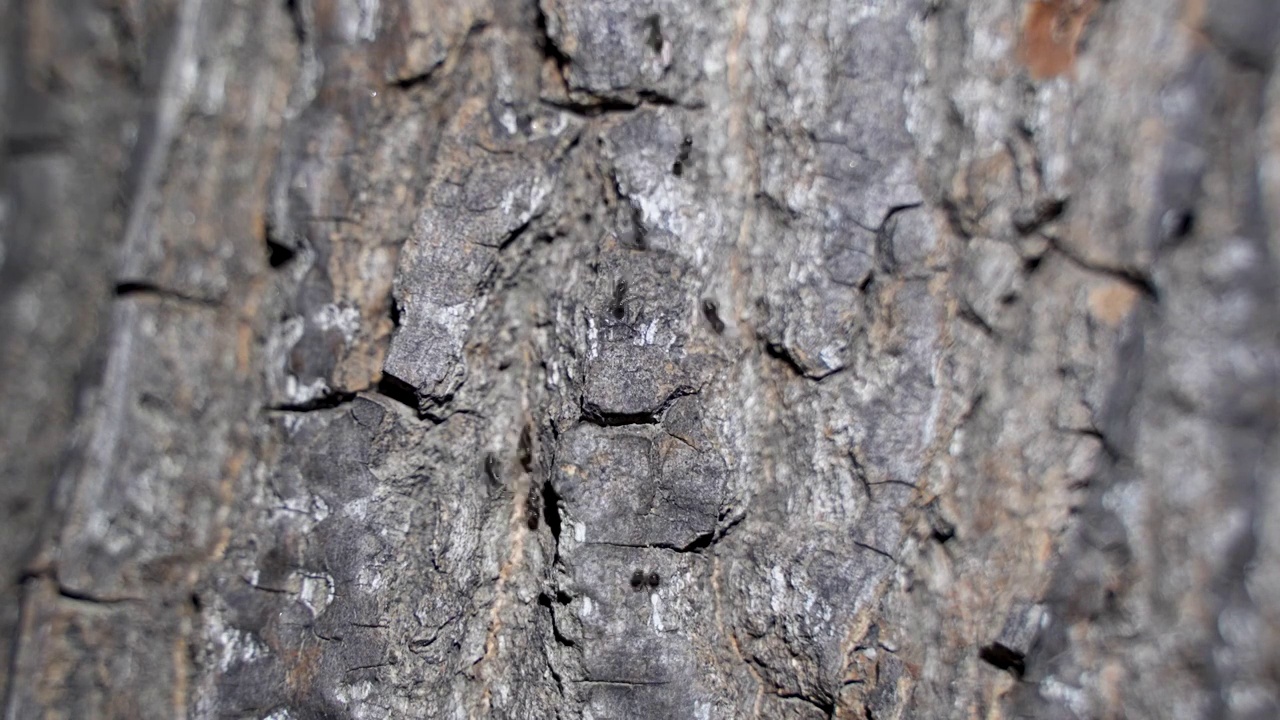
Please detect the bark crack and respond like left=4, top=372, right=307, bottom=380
left=266, top=391, right=358, bottom=413
left=114, top=281, right=223, bottom=308
left=580, top=386, right=700, bottom=427
left=1043, top=235, right=1158, bottom=301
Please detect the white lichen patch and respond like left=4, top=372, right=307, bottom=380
left=344, top=496, right=370, bottom=522
left=650, top=592, right=665, bottom=632
left=356, top=564, right=384, bottom=593
left=334, top=679, right=375, bottom=709
left=211, top=617, right=271, bottom=673
left=357, top=0, right=380, bottom=41
left=297, top=571, right=336, bottom=618
left=818, top=345, right=843, bottom=372
left=313, top=302, right=362, bottom=344
left=586, top=316, right=600, bottom=359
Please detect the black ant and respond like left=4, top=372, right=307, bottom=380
left=673, top=136, right=693, bottom=176
left=525, top=483, right=541, bottom=530
left=629, top=203, right=647, bottom=250
left=701, top=298, right=724, bottom=334
left=644, top=14, right=663, bottom=54
left=628, top=569, right=662, bottom=591
left=609, top=279, right=629, bottom=320
left=518, top=423, right=534, bottom=473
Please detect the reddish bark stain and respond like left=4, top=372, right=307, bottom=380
left=1018, top=0, right=1099, bottom=80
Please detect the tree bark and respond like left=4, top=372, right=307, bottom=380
left=2, top=0, right=1278, bottom=718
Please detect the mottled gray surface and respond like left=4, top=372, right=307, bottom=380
left=1, top=0, right=1277, bottom=718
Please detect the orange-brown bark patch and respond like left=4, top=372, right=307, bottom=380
left=1018, top=0, right=1099, bottom=80
left=1088, top=283, right=1140, bottom=328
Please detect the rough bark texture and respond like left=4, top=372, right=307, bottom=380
left=2, top=0, right=1278, bottom=718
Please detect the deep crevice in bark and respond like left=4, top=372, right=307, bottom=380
left=114, top=281, right=221, bottom=308
left=375, top=373, right=422, bottom=414
left=267, top=391, right=357, bottom=413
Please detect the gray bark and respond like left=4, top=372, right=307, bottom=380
left=1, top=0, right=1277, bottom=718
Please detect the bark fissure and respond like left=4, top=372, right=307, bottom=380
left=114, top=281, right=223, bottom=308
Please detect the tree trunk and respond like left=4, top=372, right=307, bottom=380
left=2, top=0, right=1278, bottom=717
